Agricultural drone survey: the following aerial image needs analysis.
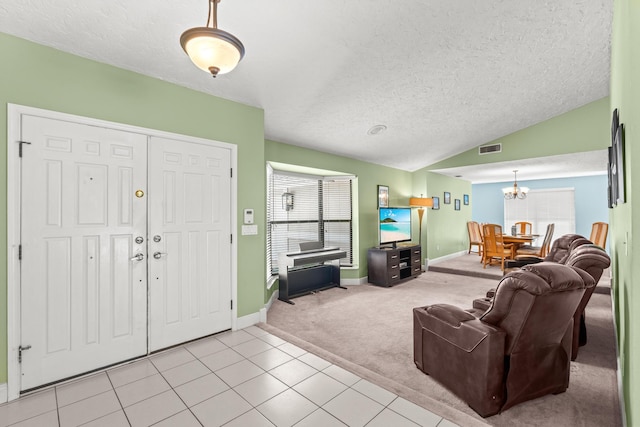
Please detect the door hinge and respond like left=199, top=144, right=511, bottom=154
left=230, top=300, right=233, bottom=310
left=17, top=140, right=32, bottom=157
left=230, top=168, right=233, bottom=178
left=230, top=234, right=233, bottom=244
left=18, top=345, right=32, bottom=363
left=18, top=244, right=22, bottom=261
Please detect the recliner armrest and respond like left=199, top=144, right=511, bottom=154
left=425, top=304, right=475, bottom=327
left=413, top=305, right=507, bottom=417
left=414, top=304, right=505, bottom=352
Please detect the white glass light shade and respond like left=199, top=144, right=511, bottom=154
left=502, top=185, right=529, bottom=199
left=180, top=27, right=245, bottom=76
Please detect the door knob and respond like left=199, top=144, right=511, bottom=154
left=130, top=253, right=144, bottom=261
left=153, top=252, right=167, bottom=259
left=135, top=236, right=144, bottom=244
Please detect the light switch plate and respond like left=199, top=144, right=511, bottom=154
left=242, top=224, right=258, bottom=235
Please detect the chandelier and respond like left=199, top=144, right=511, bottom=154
left=503, top=170, right=529, bottom=200
left=180, top=0, right=245, bottom=78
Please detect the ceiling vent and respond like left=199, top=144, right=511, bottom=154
left=479, top=143, right=502, bottom=155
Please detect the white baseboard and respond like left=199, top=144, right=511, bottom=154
left=265, top=290, right=279, bottom=311
left=0, top=383, right=7, bottom=403
left=341, top=277, right=368, bottom=285
left=236, top=311, right=261, bottom=330
left=426, top=250, right=467, bottom=267
left=237, top=290, right=280, bottom=328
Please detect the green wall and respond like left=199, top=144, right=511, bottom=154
left=428, top=97, right=610, bottom=170
left=422, top=172, right=472, bottom=260
left=610, top=0, right=639, bottom=424
left=0, top=33, right=266, bottom=384
left=265, top=140, right=413, bottom=282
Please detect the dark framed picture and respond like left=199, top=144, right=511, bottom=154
left=463, top=194, right=469, bottom=205
left=607, top=146, right=614, bottom=208
left=614, top=123, right=625, bottom=205
left=443, top=192, right=451, bottom=204
left=454, top=199, right=461, bottom=210
left=432, top=196, right=440, bottom=210
left=611, top=108, right=619, bottom=143
left=608, top=108, right=625, bottom=207
left=378, top=185, right=389, bottom=209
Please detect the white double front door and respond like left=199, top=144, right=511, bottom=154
left=19, top=113, right=232, bottom=391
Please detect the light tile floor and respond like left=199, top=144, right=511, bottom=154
left=0, top=326, right=459, bottom=427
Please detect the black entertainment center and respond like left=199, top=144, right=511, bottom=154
left=367, top=244, right=422, bottom=286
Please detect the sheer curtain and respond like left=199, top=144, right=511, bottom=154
left=504, top=188, right=575, bottom=243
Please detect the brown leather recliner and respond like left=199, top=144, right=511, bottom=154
left=413, top=263, right=595, bottom=417
left=563, top=244, right=611, bottom=359
left=486, top=235, right=611, bottom=360
left=504, top=233, right=591, bottom=270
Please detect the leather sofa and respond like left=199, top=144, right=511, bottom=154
left=480, top=234, right=611, bottom=360
left=563, top=243, right=611, bottom=359
left=413, top=263, right=595, bottom=417
left=503, top=233, right=591, bottom=271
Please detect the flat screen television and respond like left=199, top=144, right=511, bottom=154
left=379, top=207, right=412, bottom=248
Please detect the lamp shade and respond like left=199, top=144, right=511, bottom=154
left=180, top=27, right=244, bottom=76
left=410, top=197, right=433, bottom=207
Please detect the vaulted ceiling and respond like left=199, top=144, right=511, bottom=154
left=0, top=0, right=612, bottom=176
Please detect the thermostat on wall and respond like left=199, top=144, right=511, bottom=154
left=244, top=208, right=254, bottom=224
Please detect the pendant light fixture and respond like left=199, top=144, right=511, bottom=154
left=502, top=170, right=529, bottom=200
left=180, top=0, right=245, bottom=78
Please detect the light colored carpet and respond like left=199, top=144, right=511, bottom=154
left=265, top=257, right=622, bottom=427
left=428, top=251, right=503, bottom=280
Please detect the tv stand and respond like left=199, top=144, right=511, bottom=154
left=367, top=244, right=422, bottom=287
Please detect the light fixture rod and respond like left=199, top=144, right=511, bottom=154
left=207, top=0, right=220, bottom=29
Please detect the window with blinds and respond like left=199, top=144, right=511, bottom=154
left=266, top=166, right=353, bottom=278
left=504, top=188, right=575, bottom=242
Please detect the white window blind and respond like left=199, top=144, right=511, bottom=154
left=504, top=188, right=575, bottom=244
left=267, top=168, right=353, bottom=277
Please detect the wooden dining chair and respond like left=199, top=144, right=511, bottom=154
left=515, top=221, right=532, bottom=235
left=467, top=221, right=483, bottom=256
left=482, top=224, right=514, bottom=271
left=590, top=222, right=609, bottom=249
left=515, top=223, right=555, bottom=258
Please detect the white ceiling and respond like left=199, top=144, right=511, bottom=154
left=0, top=0, right=611, bottom=176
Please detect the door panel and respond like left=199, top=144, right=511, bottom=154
left=148, top=136, right=232, bottom=351
left=19, top=113, right=233, bottom=391
left=20, top=115, right=148, bottom=390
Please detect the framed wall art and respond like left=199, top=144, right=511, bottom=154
left=608, top=108, right=625, bottom=206
left=432, top=196, right=440, bottom=210
left=454, top=199, right=461, bottom=211
left=463, top=194, right=469, bottom=205
left=613, top=123, right=625, bottom=205
left=378, top=185, right=389, bottom=208
left=444, top=192, right=451, bottom=204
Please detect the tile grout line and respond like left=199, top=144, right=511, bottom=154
left=102, top=368, right=132, bottom=427
left=150, top=345, right=206, bottom=427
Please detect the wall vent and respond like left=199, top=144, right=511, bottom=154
left=479, top=143, right=502, bottom=155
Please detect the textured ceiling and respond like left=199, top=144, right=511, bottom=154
left=0, top=0, right=612, bottom=176
left=431, top=150, right=608, bottom=184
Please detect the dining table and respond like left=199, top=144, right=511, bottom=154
left=501, top=234, right=539, bottom=257
left=502, top=234, right=537, bottom=245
